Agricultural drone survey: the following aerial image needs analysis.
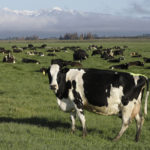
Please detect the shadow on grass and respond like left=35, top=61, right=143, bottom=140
left=0, top=116, right=70, bottom=130
left=0, top=91, right=5, bottom=95
left=0, top=117, right=114, bottom=141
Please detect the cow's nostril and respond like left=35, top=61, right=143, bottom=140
left=50, top=85, right=56, bottom=90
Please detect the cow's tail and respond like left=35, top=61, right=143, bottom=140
left=144, top=77, right=149, bottom=115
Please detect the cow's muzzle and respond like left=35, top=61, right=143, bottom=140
left=50, top=85, right=57, bottom=90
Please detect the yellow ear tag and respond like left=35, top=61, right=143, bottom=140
left=43, top=71, right=46, bottom=75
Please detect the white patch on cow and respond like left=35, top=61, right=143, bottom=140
left=133, top=76, right=139, bottom=85
left=50, top=64, right=60, bottom=91
left=66, top=69, right=85, bottom=102
left=106, top=85, right=124, bottom=114
left=115, top=72, right=118, bottom=74
left=123, top=91, right=142, bottom=122
left=57, top=98, right=74, bottom=112
left=106, top=89, right=108, bottom=93
left=82, top=85, right=124, bottom=115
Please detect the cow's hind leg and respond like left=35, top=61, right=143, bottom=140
left=113, top=103, right=134, bottom=141
left=135, top=112, right=144, bottom=142
left=113, top=121, right=129, bottom=141
left=75, top=105, right=87, bottom=137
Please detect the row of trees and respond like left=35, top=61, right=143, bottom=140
left=59, top=32, right=98, bottom=40
left=2, top=33, right=99, bottom=40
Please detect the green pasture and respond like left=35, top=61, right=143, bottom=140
left=0, top=38, right=150, bottom=150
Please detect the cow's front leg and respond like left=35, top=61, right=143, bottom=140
left=70, top=80, right=87, bottom=137
left=73, top=95, right=87, bottom=137
left=70, top=111, right=76, bottom=133
left=74, top=104, right=87, bottom=137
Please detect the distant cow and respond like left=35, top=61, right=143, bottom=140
left=47, top=53, right=57, bottom=57
left=128, top=61, right=144, bottom=67
left=143, top=57, right=150, bottom=63
left=48, top=61, right=149, bottom=141
left=22, top=58, right=40, bottom=64
left=91, top=50, right=102, bottom=56
left=3, top=54, right=16, bottom=63
left=3, top=50, right=12, bottom=54
left=109, top=63, right=129, bottom=70
left=13, top=49, right=23, bottom=53
left=40, top=44, right=47, bottom=48
left=101, top=51, right=114, bottom=60
left=73, top=50, right=89, bottom=61
left=130, top=52, right=142, bottom=57
left=113, top=49, right=124, bottom=56
left=69, top=61, right=82, bottom=67
left=51, top=59, right=82, bottom=68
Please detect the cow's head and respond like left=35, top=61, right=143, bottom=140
left=48, top=64, right=60, bottom=92
left=48, top=59, right=70, bottom=97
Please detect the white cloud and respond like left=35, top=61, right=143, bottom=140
left=122, top=1, right=150, bottom=18
left=0, top=7, right=150, bottom=38
left=52, top=7, right=62, bottom=12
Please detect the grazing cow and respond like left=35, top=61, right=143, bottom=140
left=0, top=47, right=5, bottom=53
left=113, top=49, right=124, bottom=56
left=143, top=57, right=150, bottom=63
left=48, top=61, right=149, bottom=141
left=73, top=50, right=89, bottom=61
left=51, top=59, right=82, bottom=68
left=22, top=58, right=40, bottom=64
left=130, top=52, right=142, bottom=57
left=13, top=49, right=23, bottom=53
left=47, top=53, right=57, bottom=57
left=3, top=50, right=12, bottom=54
left=40, top=44, right=47, bottom=48
left=91, top=50, right=102, bottom=56
left=12, top=45, right=17, bottom=49
left=109, top=63, right=129, bottom=70
left=37, top=52, right=44, bottom=56
left=128, top=61, right=144, bottom=67
left=69, top=61, right=82, bottom=67
left=28, top=44, right=34, bottom=48
left=3, top=54, right=16, bottom=63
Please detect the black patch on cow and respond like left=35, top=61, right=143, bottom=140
left=82, top=69, right=120, bottom=107
left=72, top=80, right=83, bottom=109
left=82, top=69, right=145, bottom=107
left=121, top=76, right=146, bottom=105
left=51, top=59, right=64, bottom=68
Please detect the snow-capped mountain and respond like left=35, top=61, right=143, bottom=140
left=0, top=7, right=150, bottom=38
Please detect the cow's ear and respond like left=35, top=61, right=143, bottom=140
left=61, top=68, right=69, bottom=73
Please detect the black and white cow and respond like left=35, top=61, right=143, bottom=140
left=73, top=50, right=89, bottom=61
left=48, top=61, right=149, bottom=141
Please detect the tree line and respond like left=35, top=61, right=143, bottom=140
left=59, top=32, right=98, bottom=40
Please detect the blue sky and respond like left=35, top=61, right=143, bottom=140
left=0, top=0, right=149, bottom=16
left=0, top=0, right=150, bottom=38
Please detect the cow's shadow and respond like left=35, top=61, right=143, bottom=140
left=0, top=116, right=113, bottom=141
left=0, top=116, right=70, bottom=130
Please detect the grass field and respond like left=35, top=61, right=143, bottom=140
left=0, top=38, right=150, bottom=150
